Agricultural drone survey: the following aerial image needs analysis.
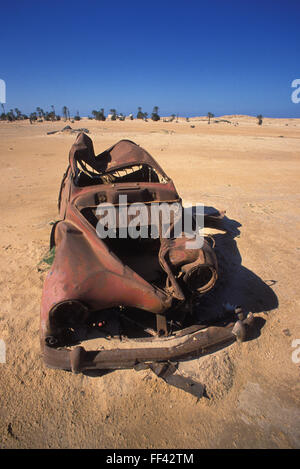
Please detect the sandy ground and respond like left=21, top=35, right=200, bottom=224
left=0, top=116, right=299, bottom=449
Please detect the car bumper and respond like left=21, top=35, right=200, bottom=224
left=42, top=313, right=254, bottom=373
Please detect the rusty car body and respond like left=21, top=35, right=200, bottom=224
left=40, top=133, right=253, bottom=393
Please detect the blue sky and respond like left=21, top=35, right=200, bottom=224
left=1, top=0, right=300, bottom=117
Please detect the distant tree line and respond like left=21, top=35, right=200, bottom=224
left=90, top=106, right=161, bottom=122
left=0, top=105, right=264, bottom=125
left=0, top=105, right=164, bottom=123
left=0, top=105, right=80, bottom=123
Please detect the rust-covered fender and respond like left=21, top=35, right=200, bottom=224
left=40, top=220, right=172, bottom=339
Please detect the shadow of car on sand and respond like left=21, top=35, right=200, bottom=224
left=196, top=206, right=278, bottom=340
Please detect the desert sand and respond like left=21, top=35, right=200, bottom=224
left=0, top=115, right=299, bottom=448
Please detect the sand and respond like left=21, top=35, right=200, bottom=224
left=0, top=116, right=299, bottom=448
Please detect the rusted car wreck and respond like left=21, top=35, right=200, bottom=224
left=40, top=133, right=253, bottom=395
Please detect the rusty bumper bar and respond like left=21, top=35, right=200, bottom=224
left=43, top=313, right=254, bottom=374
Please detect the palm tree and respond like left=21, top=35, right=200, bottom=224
left=7, top=109, right=16, bottom=121
left=74, top=111, right=81, bottom=121
left=51, top=105, right=56, bottom=121
left=151, top=106, right=160, bottom=121
left=110, top=109, right=117, bottom=121
left=14, top=108, right=22, bottom=120
left=207, top=112, right=214, bottom=124
left=100, top=108, right=105, bottom=120
left=62, top=106, right=68, bottom=121
left=92, top=108, right=106, bottom=121
left=257, top=114, right=263, bottom=125
left=137, top=107, right=144, bottom=119
left=62, top=106, right=70, bottom=121
left=0, top=103, right=5, bottom=120
left=29, top=112, right=37, bottom=123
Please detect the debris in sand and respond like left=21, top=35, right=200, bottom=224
left=47, top=126, right=89, bottom=135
